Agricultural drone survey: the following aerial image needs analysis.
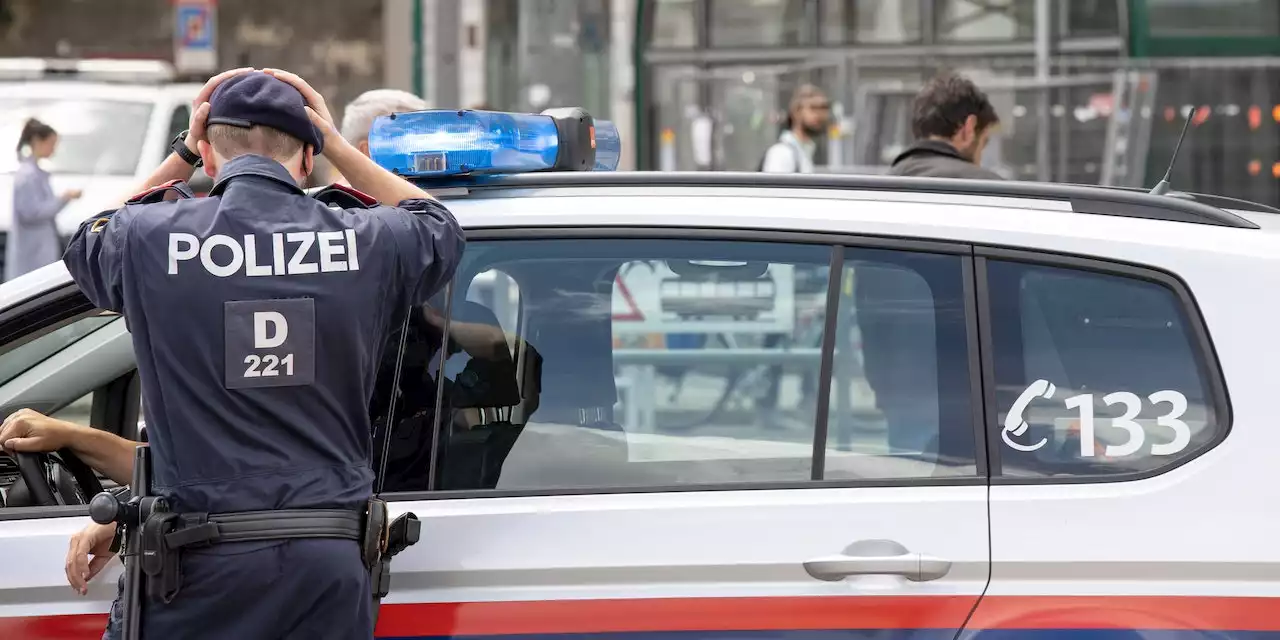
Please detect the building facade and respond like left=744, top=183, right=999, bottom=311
left=417, top=0, right=1280, bottom=205
left=419, top=0, right=1129, bottom=176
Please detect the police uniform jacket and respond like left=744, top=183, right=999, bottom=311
left=63, top=154, right=464, bottom=515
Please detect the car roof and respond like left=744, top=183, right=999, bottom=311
left=435, top=172, right=1263, bottom=229
left=1093, top=185, right=1280, bottom=215
left=0, top=80, right=201, bottom=103
left=432, top=172, right=1280, bottom=263
left=10, top=172, right=1280, bottom=308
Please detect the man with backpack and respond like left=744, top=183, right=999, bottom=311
left=760, top=84, right=830, bottom=174
left=753, top=84, right=830, bottom=429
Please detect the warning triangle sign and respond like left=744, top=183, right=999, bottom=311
left=612, top=273, right=644, bottom=321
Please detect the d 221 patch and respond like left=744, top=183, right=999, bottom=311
left=224, top=298, right=316, bottom=390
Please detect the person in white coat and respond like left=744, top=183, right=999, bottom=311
left=8, top=118, right=81, bottom=281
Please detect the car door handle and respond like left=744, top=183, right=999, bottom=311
left=803, top=552, right=952, bottom=582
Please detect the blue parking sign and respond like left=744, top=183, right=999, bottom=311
left=178, top=5, right=212, bottom=48
left=174, top=1, right=216, bottom=72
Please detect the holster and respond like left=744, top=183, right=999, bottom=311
left=139, top=511, right=183, bottom=604
left=363, top=498, right=421, bottom=600
left=362, top=498, right=388, bottom=570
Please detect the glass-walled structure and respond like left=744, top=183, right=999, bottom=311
left=634, top=0, right=1127, bottom=176
left=1125, top=0, right=1280, bottom=205
left=1134, top=0, right=1280, bottom=54
left=647, top=0, right=1121, bottom=47
left=470, top=0, right=1280, bottom=204
left=485, top=0, right=614, bottom=117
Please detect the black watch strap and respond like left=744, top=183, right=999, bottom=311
left=171, top=130, right=202, bottom=167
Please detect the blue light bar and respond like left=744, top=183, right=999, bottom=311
left=369, top=109, right=622, bottom=178
left=593, top=120, right=621, bottom=172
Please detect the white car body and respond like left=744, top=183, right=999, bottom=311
left=0, top=172, right=1276, bottom=638
left=0, top=78, right=202, bottom=240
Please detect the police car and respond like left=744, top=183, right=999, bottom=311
left=0, top=58, right=204, bottom=276
left=0, top=106, right=1278, bottom=638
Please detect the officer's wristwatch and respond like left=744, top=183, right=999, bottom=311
left=171, top=129, right=202, bottom=168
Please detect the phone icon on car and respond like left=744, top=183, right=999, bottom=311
left=1002, top=379, right=1056, bottom=452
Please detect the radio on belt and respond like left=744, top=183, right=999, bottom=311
left=367, top=107, right=622, bottom=178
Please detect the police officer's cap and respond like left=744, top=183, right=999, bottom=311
left=207, top=71, right=325, bottom=154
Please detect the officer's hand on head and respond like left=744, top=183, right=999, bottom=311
left=261, top=68, right=339, bottom=145
left=185, top=67, right=257, bottom=150
left=66, top=521, right=118, bottom=595
left=185, top=101, right=213, bottom=154
left=0, top=408, right=81, bottom=454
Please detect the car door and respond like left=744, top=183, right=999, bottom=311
left=0, top=283, right=139, bottom=636
left=967, top=249, right=1250, bottom=636
left=373, top=228, right=992, bottom=639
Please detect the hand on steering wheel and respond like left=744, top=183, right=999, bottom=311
left=12, top=448, right=104, bottom=506
left=2, top=409, right=107, bottom=506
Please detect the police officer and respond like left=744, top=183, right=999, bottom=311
left=61, top=67, right=463, bottom=639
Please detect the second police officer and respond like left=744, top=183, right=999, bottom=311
left=62, top=67, right=463, bottom=639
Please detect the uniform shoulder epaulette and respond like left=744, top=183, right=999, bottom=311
left=84, top=209, right=119, bottom=234
left=125, top=179, right=196, bottom=205
left=313, top=183, right=380, bottom=210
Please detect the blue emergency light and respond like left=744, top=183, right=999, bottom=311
left=368, top=107, right=622, bottom=179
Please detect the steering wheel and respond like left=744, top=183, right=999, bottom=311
left=12, top=449, right=104, bottom=506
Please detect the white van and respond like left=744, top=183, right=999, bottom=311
left=0, top=58, right=203, bottom=279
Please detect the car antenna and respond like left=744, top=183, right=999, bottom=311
left=1149, top=107, right=1195, bottom=196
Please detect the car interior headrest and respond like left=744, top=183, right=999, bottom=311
left=447, top=301, right=522, bottom=410
left=518, top=266, right=619, bottom=412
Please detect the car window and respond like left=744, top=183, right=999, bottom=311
left=0, top=98, right=154, bottom=175
left=428, top=238, right=833, bottom=492
left=0, top=315, right=116, bottom=387
left=51, top=392, right=93, bottom=425
left=373, top=237, right=980, bottom=495
left=827, top=248, right=978, bottom=479
left=986, top=259, right=1222, bottom=478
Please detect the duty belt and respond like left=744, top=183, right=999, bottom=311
left=162, top=509, right=363, bottom=548
left=91, top=444, right=421, bottom=640
left=95, top=495, right=419, bottom=605
left=135, top=508, right=364, bottom=604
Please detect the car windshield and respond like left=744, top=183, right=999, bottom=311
left=0, top=314, right=117, bottom=387
left=0, top=97, right=153, bottom=175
